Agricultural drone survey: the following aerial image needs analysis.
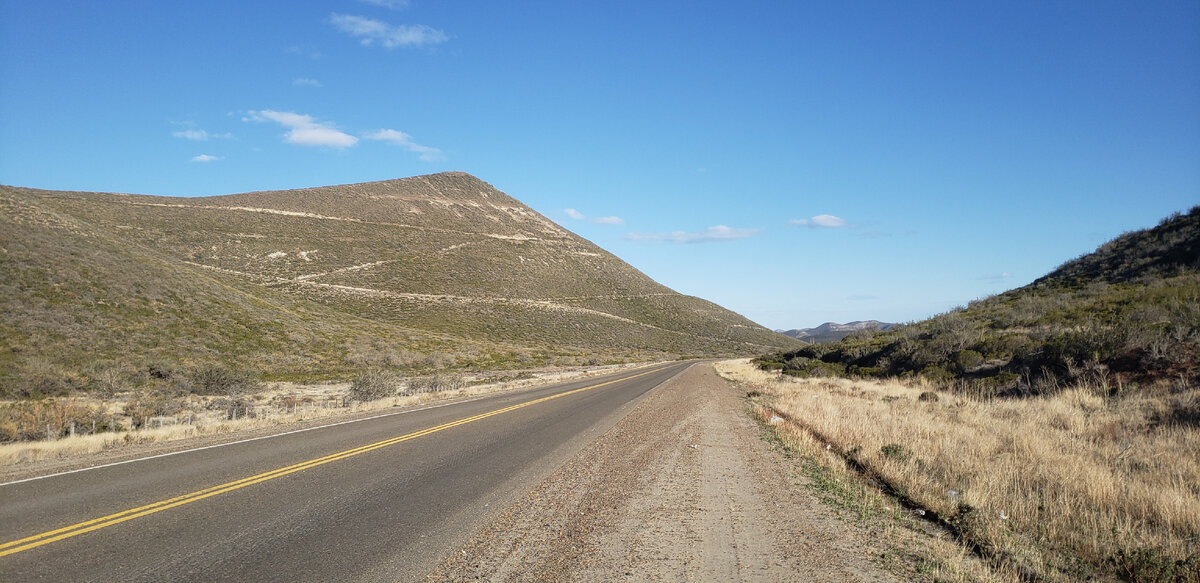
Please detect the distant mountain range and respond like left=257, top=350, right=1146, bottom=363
left=776, top=321, right=898, bottom=343
left=0, top=172, right=800, bottom=394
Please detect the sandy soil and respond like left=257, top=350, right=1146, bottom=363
left=427, top=362, right=899, bottom=582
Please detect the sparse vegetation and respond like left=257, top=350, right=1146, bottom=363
left=739, top=206, right=1200, bottom=582
left=757, top=207, right=1200, bottom=398
left=721, top=359, right=1200, bottom=582
left=0, top=174, right=797, bottom=404
left=349, top=368, right=399, bottom=401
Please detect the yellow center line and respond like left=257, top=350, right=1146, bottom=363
left=0, top=365, right=674, bottom=557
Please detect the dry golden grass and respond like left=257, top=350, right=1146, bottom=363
left=0, top=362, right=658, bottom=466
left=716, top=359, right=1200, bottom=582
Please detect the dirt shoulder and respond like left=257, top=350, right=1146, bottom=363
left=427, top=362, right=899, bottom=582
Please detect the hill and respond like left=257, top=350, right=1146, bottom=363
left=757, top=207, right=1200, bottom=395
left=0, top=172, right=799, bottom=397
left=777, top=321, right=898, bottom=343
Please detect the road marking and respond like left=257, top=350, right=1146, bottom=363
left=0, top=365, right=676, bottom=558
left=1, top=363, right=668, bottom=488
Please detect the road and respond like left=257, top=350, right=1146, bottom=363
left=0, top=362, right=692, bottom=582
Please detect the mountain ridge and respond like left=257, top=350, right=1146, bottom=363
left=776, top=320, right=899, bottom=343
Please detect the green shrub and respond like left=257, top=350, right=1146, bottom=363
left=880, top=443, right=911, bottom=462
left=952, top=349, right=984, bottom=373
left=1109, top=547, right=1199, bottom=583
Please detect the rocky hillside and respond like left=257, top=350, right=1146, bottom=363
left=0, top=172, right=798, bottom=395
left=757, top=207, right=1200, bottom=396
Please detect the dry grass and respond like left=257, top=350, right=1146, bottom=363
left=0, top=362, right=658, bottom=467
left=716, top=359, right=1200, bottom=582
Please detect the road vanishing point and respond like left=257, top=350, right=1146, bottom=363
left=0, top=362, right=693, bottom=582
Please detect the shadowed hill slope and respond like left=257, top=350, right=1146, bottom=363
left=1, top=172, right=798, bottom=394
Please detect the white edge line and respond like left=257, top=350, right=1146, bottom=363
left=0, top=363, right=677, bottom=488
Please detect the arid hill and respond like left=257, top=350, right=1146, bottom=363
left=758, top=206, right=1199, bottom=395
left=0, top=172, right=798, bottom=395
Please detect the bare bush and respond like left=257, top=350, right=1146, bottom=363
left=405, top=373, right=464, bottom=395
left=349, top=368, right=399, bottom=402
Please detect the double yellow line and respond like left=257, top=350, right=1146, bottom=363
left=0, top=365, right=671, bottom=557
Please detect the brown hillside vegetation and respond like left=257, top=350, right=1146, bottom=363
left=0, top=172, right=798, bottom=402
left=750, top=208, right=1200, bottom=582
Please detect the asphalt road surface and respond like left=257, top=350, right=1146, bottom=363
left=0, top=362, right=693, bottom=582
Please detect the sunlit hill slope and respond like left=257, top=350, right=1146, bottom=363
left=0, top=172, right=798, bottom=395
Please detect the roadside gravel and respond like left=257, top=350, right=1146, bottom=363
left=427, top=362, right=899, bottom=582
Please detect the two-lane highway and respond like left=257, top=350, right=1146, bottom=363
left=0, top=361, right=693, bottom=582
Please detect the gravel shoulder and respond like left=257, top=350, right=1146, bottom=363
left=427, top=362, right=899, bottom=582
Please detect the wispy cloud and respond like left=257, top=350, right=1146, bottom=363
left=363, top=128, right=443, bottom=161
left=789, top=214, right=847, bottom=228
left=246, top=110, right=359, bottom=149
left=977, top=272, right=1011, bottom=282
left=285, top=45, right=322, bottom=59
left=172, top=128, right=232, bottom=141
left=359, top=0, right=410, bottom=9
left=563, top=208, right=624, bottom=225
left=329, top=14, right=448, bottom=49
left=626, top=225, right=763, bottom=244
left=190, top=154, right=222, bottom=163
left=293, top=78, right=322, bottom=87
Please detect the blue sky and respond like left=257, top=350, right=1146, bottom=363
left=2, top=1, right=1197, bottom=330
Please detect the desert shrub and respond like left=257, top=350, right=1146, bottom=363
left=952, top=349, right=984, bottom=373
left=349, top=368, right=399, bottom=401
left=0, top=399, right=109, bottom=441
left=405, top=373, right=464, bottom=395
left=979, top=371, right=1021, bottom=392
left=849, top=365, right=882, bottom=378
left=87, top=367, right=128, bottom=397
left=1109, top=547, right=1199, bottom=583
left=146, top=361, right=177, bottom=380
left=4, top=371, right=86, bottom=399
left=782, top=360, right=846, bottom=378
left=123, top=389, right=184, bottom=428
left=880, top=443, right=911, bottom=462
left=205, top=396, right=253, bottom=420
left=917, top=391, right=940, bottom=402
left=189, top=364, right=260, bottom=396
left=919, top=364, right=954, bottom=385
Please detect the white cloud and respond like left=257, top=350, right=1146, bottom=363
left=789, top=214, right=847, bottom=228
left=174, top=129, right=209, bottom=141
left=190, top=154, right=222, bottom=163
left=363, top=128, right=444, bottom=161
left=564, top=208, right=586, bottom=220
left=330, top=14, right=448, bottom=49
left=246, top=110, right=359, bottom=149
left=293, top=77, right=322, bottom=87
left=593, top=216, right=624, bottom=225
left=359, top=0, right=410, bottom=8
left=172, top=128, right=232, bottom=141
left=626, top=225, right=763, bottom=244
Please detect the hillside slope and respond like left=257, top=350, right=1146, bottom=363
left=1, top=172, right=798, bottom=395
left=758, top=207, right=1200, bottom=395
